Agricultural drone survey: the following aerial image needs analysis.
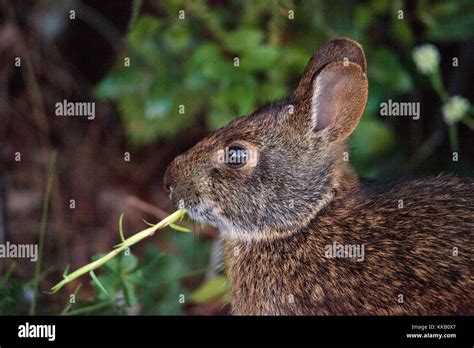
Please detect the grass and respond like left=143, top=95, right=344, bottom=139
left=30, top=150, right=57, bottom=315
left=50, top=209, right=188, bottom=294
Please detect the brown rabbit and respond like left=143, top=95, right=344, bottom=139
left=164, top=38, right=473, bottom=315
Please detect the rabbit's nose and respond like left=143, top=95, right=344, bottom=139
left=163, top=167, right=175, bottom=195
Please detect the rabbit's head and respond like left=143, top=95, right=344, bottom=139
left=164, top=38, right=368, bottom=241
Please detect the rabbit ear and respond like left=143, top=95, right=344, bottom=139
left=294, top=37, right=367, bottom=100
left=293, top=38, right=368, bottom=141
left=310, top=61, right=368, bottom=141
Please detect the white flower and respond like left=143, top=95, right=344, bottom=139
left=412, top=44, right=440, bottom=75
left=442, top=95, right=471, bottom=125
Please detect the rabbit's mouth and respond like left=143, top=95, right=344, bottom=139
left=178, top=199, right=221, bottom=226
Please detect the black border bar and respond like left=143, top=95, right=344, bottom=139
left=0, top=315, right=472, bottom=346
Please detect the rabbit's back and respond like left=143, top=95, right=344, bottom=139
left=226, top=176, right=473, bottom=315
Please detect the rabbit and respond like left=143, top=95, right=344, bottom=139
left=164, top=38, right=473, bottom=315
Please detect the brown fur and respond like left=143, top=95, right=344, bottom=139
left=164, top=38, right=474, bottom=315
left=226, top=176, right=473, bottom=315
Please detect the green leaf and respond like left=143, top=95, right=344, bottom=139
left=226, top=76, right=257, bottom=115
left=118, top=213, right=126, bottom=242
left=392, top=17, right=414, bottom=46
left=120, top=252, right=139, bottom=274
left=169, top=224, right=192, bottom=233
left=279, top=47, right=310, bottom=73
left=123, top=280, right=139, bottom=307
left=257, top=82, right=287, bottom=102
left=128, top=16, right=162, bottom=58
left=222, top=28, right=264, bottom=53
left=187, top=43, right=230, bottom=81
left=240, top=46, right=280, bottom=71
left=208, top=98, right=234, bottom=130
left=369, top=48, right=413, bottom=95
left=94, top=69, right=148, bottom=99
left=427, top=13, right=474, bottom=41
left=420, top=1, right=474, bottom=41
left=370, top=0, right=389, bottom=13
left=350, top=118, right=395, bottom=159
left=167, top=231, right=211, bottom=271
left=90, top=271, right=109, bottom=296
left=0, top=279, right=22, bottom=315
left=163, top=24, right=191, bottom=54
left=118, top=95, right=153, bottom=145
left=354, top=5, right=373, bottom=30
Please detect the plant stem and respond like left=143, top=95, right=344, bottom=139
left=60, top=284, right=82, bottom=315
left=50, top=209, right=187, bottom=293
left=63, top=301, right=114, bottom=316
left=462, top=117, right=474, bottom=130
left=128, top=0, right=143, bottom=30
left=448, top=125, right=459, bottom=153
left=30, top=150, right=57, bottom=315
left=3, top=262, right=16, bottom=283
left=431, top=71, right=449, bottom=103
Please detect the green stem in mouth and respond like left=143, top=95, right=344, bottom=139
left=49, top=210, right=187, bottom=294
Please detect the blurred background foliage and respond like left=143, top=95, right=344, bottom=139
left=95, top=0, right=474, bottom=177
left=1, top=0, right=474, bottom=316
left=82, top=232, right=212, bottom=315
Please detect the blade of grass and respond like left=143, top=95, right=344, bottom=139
left=30, top=150, right=57, bottom=315
left=63, top=300, right=114, bottom=316
left=62, top=264, right=70, bottom=279
left=3, top=261, right=16, bottom=283
left=89, top=270, right=108, bottom=295
left=49, top=209, right=187, bottom=293
left=143, top=219, right=191, bottom=232
left=119, top=213, right=126, bottom=242
left=449, top=124, right=459, bottom=152
left=60, top=283, right=82, bottom=315
left=169, top=223, right=192, bottom=233
left=142, top=219, right=155, bottom=227
left=128, top=0, right=143, bottom=31
left=463, top=117, right=474, bottom=130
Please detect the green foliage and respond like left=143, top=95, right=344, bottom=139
left=419, top=0, right=474, bottom=41
left=95, top=0, right=474, bottom=173
left=138, top=231, right=212, bottom=314
left=350, top=118, right=395, bottom=176
left=138, top=245, right=188, bottom=314
left=94, top=2, right=309, bottom=145
left=91, top=251, right=142, bottom=308
left=63, top=230, right=211, bottom=315
left=190, top=275, right=228, bottom=303
left=0, top=277, right=22, bottom=315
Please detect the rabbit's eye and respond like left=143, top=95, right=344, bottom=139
left=225, top=144, right=248, bottom=169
